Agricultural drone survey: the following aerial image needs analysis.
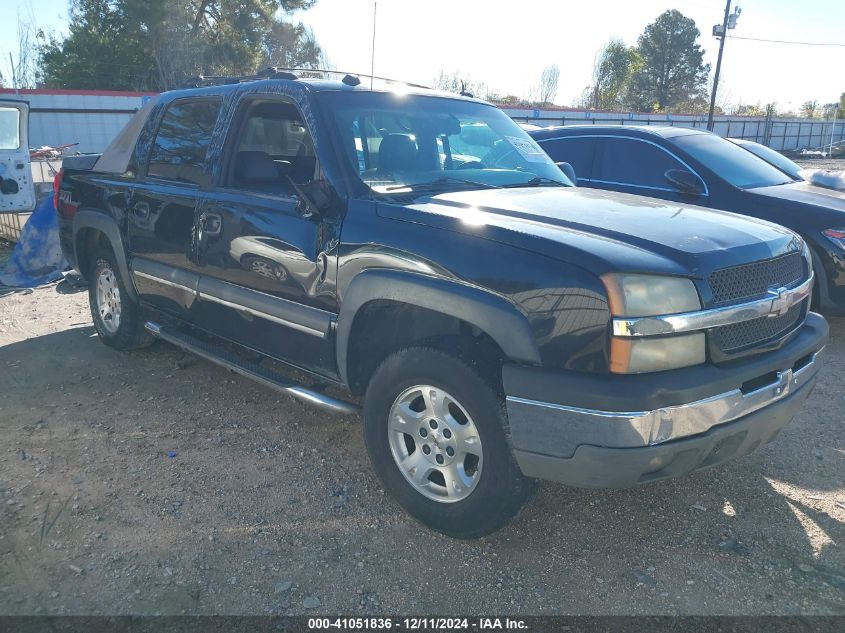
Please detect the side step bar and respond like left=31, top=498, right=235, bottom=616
left=144, top=322, right=359, bottom=415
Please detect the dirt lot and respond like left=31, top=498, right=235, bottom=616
left=1, top=280, right=844, bottom=616
left=793, top=157, right=845, bottom=172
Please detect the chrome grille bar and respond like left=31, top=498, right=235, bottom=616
left=612, top=273, right=814, bottom=337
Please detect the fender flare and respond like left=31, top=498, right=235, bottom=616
left=72, top=209, right=138, bottom=301
left=335, top=268, right=542, bottom=386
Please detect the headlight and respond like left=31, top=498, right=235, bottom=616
left=602, top=274, right=705, bottom=373
left=823, top=229, right=845, bottom=252
left=610, top=333, right=706, bottom=373
left=601, top=273, right=701, bottom=317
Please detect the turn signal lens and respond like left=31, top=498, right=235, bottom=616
left=823, top=229, right=845, bottom=252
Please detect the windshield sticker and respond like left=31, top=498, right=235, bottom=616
left=506, top=136, right=549, bottom=163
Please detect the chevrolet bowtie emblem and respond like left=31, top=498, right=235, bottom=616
left=767, top=286, right=792, bottom=317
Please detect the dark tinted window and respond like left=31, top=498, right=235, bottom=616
left=537, top=137, right=597, bottom=180
left=676, top=134, right=795, bottom=188
left=147, top=99, right=221, bottom=185
left=597, top=137, right=685, bottom=189
left=734, top=141, right=801, bottom=180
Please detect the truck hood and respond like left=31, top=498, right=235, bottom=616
left=385, top=186, right=800, bottom=278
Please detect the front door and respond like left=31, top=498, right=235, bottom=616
left=0, top=100, right=36, bottom=213
left=590, top=136, right=708, bottom=204
left=127, top=97, right=222, bottom=318
left=191, top=96, right=341, bottom=378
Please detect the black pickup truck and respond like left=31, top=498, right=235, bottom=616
left=56, top=72, right=828, bottom=538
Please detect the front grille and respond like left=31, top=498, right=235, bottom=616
left=710, top=303, right=805, bottom=354
left=708, top=252, right=803, bottom=307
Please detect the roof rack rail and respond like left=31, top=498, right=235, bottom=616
left=180, top=67, right=431, bottom=90
left=269, top=68, right=431, bottom=89
left=181, top=67, right=296, bottom=88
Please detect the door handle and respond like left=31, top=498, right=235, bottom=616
left=199, top=211, right=222, bottom=236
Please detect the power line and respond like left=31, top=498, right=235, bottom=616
left=728, top=35, right=845, bottom=47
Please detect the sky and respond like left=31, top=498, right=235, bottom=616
left=2, top=0, right=843, bottom=112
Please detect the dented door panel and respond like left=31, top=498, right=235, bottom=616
left=190, top=188, right=340, bottom=376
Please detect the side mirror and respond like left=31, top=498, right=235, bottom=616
left=555, top=161, right=577, bottom=184
left=664, top=169, right=704, bottom=195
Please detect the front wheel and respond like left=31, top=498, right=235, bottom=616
left=363, top=347, right=530, bottom=538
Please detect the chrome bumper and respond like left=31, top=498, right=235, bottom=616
left=506, top=349, right=823, bottom=452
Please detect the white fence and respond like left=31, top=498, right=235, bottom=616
left=1, top=89, right=842, bottom=155
left=0, top=89, right=153, bottom=154
left=503, top=106, right=845, bottom=152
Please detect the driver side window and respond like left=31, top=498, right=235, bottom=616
left=226, top=100, right=317, bottom=195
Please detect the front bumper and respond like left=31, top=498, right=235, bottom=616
left=504, top=313, right=828, bottom=488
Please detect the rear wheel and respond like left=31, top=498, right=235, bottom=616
left=88, top=249, right=153, bottom=350
left=363, top=346, right=530, bottom=538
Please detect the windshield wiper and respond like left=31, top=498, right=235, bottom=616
left=383, top=177, right=501, bottom=192
left=501, top=177, right=569, bottom=188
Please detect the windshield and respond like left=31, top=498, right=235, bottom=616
left=732, top=140, right=802, bottom=180
left=320, top=91, right=572, bottom=195
left=674, top=133, right=795, bottom=189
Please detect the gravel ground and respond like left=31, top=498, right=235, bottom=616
left=793, top=157, right=845, bottom=172
left=0, top=283, right=844, bottom=616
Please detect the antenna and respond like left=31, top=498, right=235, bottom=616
left=370, top=1, right=377, bottom=90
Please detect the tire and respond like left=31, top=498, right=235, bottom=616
left=363, top=346, right=531, bottom=538
left=88, top=249, right=153, bottom=350
left=242, top=255, right=287, bottom=282
left=809, top=247, right=828, bottom=313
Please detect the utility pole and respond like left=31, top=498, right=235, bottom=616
left=707, top=0, right=740, bottom=131
left=370, top=1, right=377, bottom=89
left=8, top=52, right=17, bottom=92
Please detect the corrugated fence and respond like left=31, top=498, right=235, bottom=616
left=504, top=106, right=845, bottom=152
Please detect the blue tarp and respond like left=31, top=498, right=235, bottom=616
left=0, top=196, right=68, bottom=287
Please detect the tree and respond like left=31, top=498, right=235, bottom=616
left=432, top=70, right=495, bottom=100
left=39, top=0, right=323, bottom=91
left=800, top=100, right=819, bottom=118
left=39, top=0, right=153, bottom=91
left=839, top=92, right=845, bottom=118
left=626, top=10, right=710, bottom=112
left=588, top=39, right=640, bottom=110
left=262, top=22, right=324, bottom=70
left=535, top=64, right=560, bottom=105
left=733, top=102, right=765, bottom=117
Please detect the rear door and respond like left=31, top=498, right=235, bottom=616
left=0, top=100, right=36, bottom=213
left=127, top=97, right=222, bottom=319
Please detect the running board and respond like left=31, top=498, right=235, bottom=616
left=144, top=321, right=359, bottom=415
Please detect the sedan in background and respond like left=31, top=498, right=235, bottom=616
left=729, top=138, right=845, bottom=193
left=728, top=138, right=803, bottom=180
left=530, top=125, right=845, bottom=314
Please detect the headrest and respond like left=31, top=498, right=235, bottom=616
left=234, top=151, right=278, bottom=184
left=378, top=134, right=418, bottom=173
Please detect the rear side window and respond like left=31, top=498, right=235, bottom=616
left=537, top=137, right=597, bottom=180
left=597, top=137, right=685, bottom=189
left=147, top=99, right=222, bottom=185
left=0, top=107, right=21, bottom=150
